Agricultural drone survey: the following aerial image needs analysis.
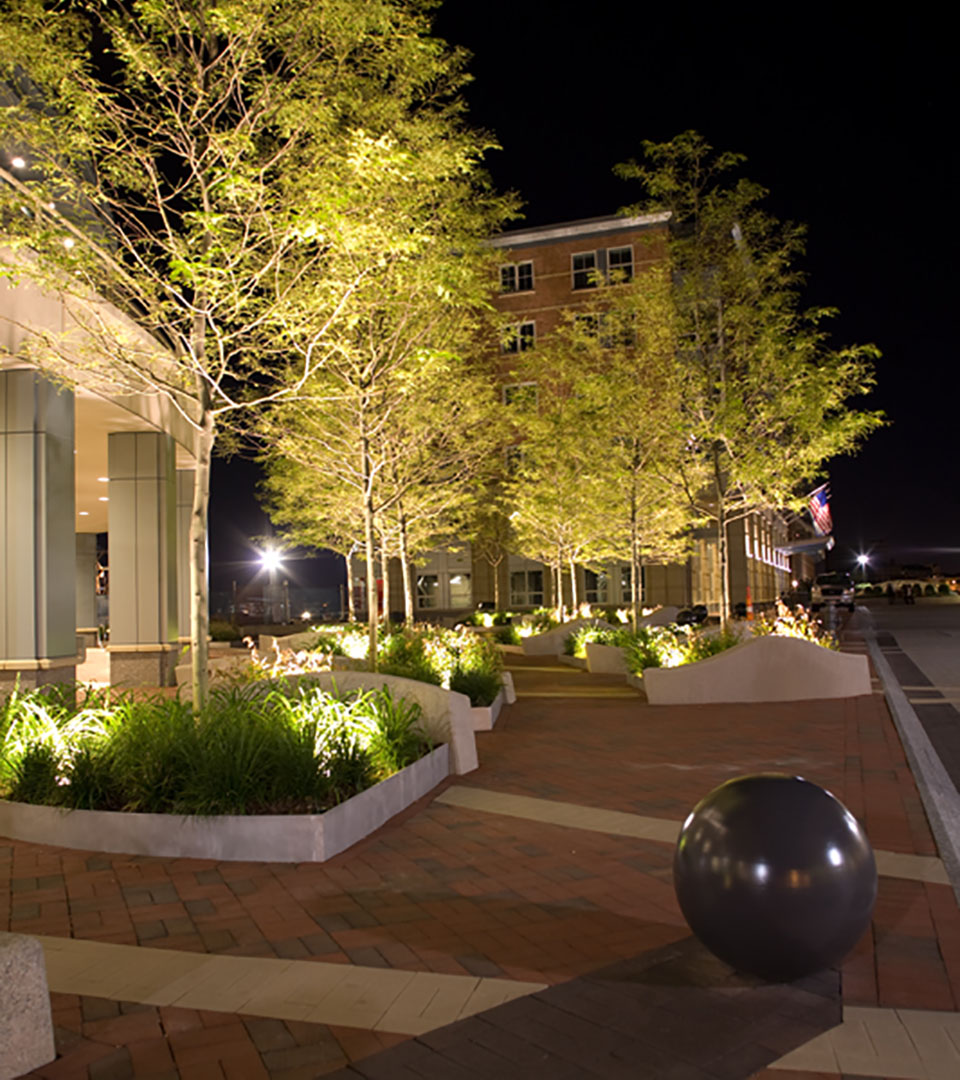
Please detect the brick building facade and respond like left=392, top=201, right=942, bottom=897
left=357, top=212, right=805, bottom=621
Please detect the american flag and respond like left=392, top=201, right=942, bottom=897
left=808, top=483, right=833, bottom=536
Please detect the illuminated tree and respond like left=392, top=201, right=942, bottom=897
left=0, top=0, right=498, bottom=698
left=617, top=132, right=884, bottom=624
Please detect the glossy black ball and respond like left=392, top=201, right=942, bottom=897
left=673, top=774, right=877, bottom=981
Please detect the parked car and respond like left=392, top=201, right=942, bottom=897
left=811, top=572, right=856, bottom=613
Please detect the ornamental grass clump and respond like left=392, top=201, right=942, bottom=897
left=752, top=600, right=838, bottom=649
left=0, top=681, right=431, bottom=816
left=565, top=624, right=634, bottom=658
left=378, top=625, right=504, bottom=707
left=253, top=622, right=505, bottom=707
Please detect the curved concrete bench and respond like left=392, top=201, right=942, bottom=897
left=0, top=745, right=449, bottom=863
left=643, top=635, right=871, bottom=704
left=585, top=642, right=629, bottom=674
left=258, top=628, right=334, bottom=659
left=639, top=605, right=680, bottom=628
left=522, top=618, right=615, bottom=656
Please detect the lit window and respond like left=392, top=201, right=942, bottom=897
left=572, top=251, right=597, bottom=290
left=608, top=245, right=633, bottom=282
left=449, top=573, right=472, bottom=608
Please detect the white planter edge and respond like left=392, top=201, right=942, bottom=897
left=0, top=744, right=450, bottom=864
left=470, top=688, right=505, bottom=732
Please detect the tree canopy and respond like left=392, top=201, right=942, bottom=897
left=0, top=0, right=507, bottom=694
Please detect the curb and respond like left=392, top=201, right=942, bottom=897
left=862, top=615, right=960, bottom=905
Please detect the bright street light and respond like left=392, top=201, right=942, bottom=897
left=856, top=554, right=869, bottom=567
left=259, top=547, right=283, bottom=574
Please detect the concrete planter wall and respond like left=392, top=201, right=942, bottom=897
left=643, top=635, right=871, bottom=705
left=557, top=655, right=587, bottom=669
left=521, top=618, right=615, bottom=657
left=585, top=642, right=629, bottom=674
left=0, top=745, right=449, bottom=863
left=639, top=606, right=680, bottom=628
left=468, top=673, right=515, bottom=732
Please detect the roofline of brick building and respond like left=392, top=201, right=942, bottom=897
left=488, top=211, right=671, bottom=250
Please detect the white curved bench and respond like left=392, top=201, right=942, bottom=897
left=643, top=635, right=871, bottom=704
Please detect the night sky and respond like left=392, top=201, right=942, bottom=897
left=210, top=3, right=958, bottom=588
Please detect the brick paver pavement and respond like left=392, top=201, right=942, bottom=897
left=5, top=631, right=960, bottom=1077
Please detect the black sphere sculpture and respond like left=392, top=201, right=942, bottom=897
left=673, top=774, right=877, bottom=981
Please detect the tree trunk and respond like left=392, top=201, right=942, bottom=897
left=553, top=559, right=562, bottom=620
left=569, top=558, right=579, bottom=613
left=379, top=535, right=390, bottom=626
left=492, top=557, right=501, bottom=611
left=630, top=487, right=641, bottom=632
left=716, top=462, right=730, bottom=630
left=718, top=508, right=730, bottom=631
left=190, top=409, right=214, bottom=708
left=345, top=553, right=356, bottom=623
left=398, top=517, right=414, bottom=625
left=361, top=432, right=378, bottom=669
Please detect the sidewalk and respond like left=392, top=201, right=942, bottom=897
left=3, top=640, right=959, bottom=1078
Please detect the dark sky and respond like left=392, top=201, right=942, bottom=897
left=211, top=3, right=958, bottom=585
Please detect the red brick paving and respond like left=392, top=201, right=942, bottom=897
left=4, top=630, right=960, bottom=1077
left=19, top=992, right=408, bottom=1080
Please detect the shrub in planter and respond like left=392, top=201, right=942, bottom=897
left=752, top=601, right=838, bottom=650
left=209, top=619, right=241, bottom=642
left=939, top=583, right=952, bottom=595
left=566, top=624, right=632, bottom=658
left=0, top=681, right=431, bottom=815
left=450, top=668, right=502, bottom=707
left=493, top=624, right=521, bottom=646
left=924, top=584, right=937, bottom=596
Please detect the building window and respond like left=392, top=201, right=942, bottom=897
left=502, top=320, right=535, bottom=353
left=500, top=261, right=534, bottom=293
left=572, top=251, right=597, bottom=290
left=417, top=574, right=439, bottom=609
left=502, top=382, right=538, bottom=409
left=510, top=569, right=544, bottom=607
left=448, top=573, right=472, bottom=609
left=608, top=245, right=633, bottom=283
left=584, top=569, right=608, bottom=604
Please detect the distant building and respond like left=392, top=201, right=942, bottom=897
left=357, top=213, right=813, bottom=621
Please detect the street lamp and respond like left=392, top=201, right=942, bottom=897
left=259, top=547, right=283, bottom=574
left=856, top=553, right=869, bottom=582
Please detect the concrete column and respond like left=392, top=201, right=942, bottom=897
left=107, top=431, right=178, bottom=686
left=0, top=370, right=77, bottom=693
left=75, top=533, right=99, bottom=648
left=176, top=468, right=193, bottom=643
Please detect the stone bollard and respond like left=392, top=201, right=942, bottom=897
left=0, top=933, right=56, bottom=1080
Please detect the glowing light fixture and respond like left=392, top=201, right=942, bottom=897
left=78, top=511, right=89, bottom=517
left=62, top=237, right=75, bottom=249
left=856, top=554, right=869, bottom=567
left=259, top=547, right=283, bottom=573
left=301, top=610, right=311, bottom=621
left=10, top=156, right=25, bottom=169
left=97, top=476, right=108, bottom=482
left=98, top=496, right=108, bottom=502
